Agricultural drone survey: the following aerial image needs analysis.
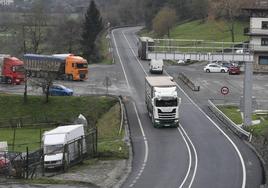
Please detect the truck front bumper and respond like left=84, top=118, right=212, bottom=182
left=153, top=119, right=179, bottom=128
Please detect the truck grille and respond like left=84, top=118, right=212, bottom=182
left=158, top=109, right=176, bottom=119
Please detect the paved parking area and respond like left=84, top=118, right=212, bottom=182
left=167, top=62, right=268, bottom=110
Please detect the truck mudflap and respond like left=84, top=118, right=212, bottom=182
left=153, top=119, right=179, bottom=128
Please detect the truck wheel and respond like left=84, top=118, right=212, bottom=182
left=69, top=75, right=73, bottom=81
left=6, top=78, right=12, bottom=84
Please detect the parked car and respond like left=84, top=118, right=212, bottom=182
left=228, top=65, right=241, bottom=75
left=204, top=63, right=229, bottom=73
left=49, top=84, right=73, bottom=96
left=212, top=60, right=233, bottom=68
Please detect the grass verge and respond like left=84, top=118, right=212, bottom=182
left=0, top=94, right=118, bottom=152
left=218, top=105, right=268, bottom=136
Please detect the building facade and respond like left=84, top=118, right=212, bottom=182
left=244, top=3, right=268, bottom=73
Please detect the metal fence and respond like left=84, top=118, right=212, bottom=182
left=0, top=128, right=97, bottom=179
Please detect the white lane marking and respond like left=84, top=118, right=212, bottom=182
left=164, top=69, right=247, bottom=188
left=129, top=102, right=149, bottom=187
left=111, top=29, right=131, bottom=89
left=177, top=127, right=192, bottom=188
left=122, top=30, right=148, bottom=75
left=179, top=125, right=198, bottom=188
left=122, top=28, right=196, bottom=187
left=111, top=28, right=148, bottom=188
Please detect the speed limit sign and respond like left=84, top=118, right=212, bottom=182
left=221, top=86, right=229, bottom=95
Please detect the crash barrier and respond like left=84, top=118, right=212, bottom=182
left=208, top=99, right=252, bottom=141
left=178, top=72, right=200, bottom=91
left=0, top=130, right=97, bottom=179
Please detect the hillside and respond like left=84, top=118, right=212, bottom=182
left=142, top=19, right=249, bottom=42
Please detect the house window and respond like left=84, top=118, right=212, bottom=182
left=262, top=21, right=268, bottom=29
left=259, top=56, right=268, bottom=65
left=261, top=38, right=268, bottom=46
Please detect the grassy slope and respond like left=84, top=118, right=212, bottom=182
left=142, top=19, right=249, bottom=42
left=97, top=103, right=128, bottom=159
left=0, top=94, right=118, bottom=152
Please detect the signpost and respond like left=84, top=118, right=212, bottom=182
left=221, top=86, right=229, bottom=104
left=221, top=86, right=229, bottom=95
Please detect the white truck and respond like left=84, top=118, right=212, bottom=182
left=149, top=59, right=163, bottom=74
left=43, top=124, right=86, bottom=169
left=145, top=76, right=181, bottom=128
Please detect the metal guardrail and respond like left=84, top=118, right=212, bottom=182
left=178, top=72, right=200, bottom=91
left=208, top=99, right=252, bottom=141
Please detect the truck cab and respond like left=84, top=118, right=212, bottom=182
left=145, top=76, right=181, bottom=128
left=0, top=57, right=24, bottom=84
left=65, top=55, right=88, bottom=81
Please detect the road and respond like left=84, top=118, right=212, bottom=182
left=0, top=26, right=263, bottom=188
left=112, top=27, right=263, bottom=188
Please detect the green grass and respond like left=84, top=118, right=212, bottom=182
left=99, top=31, right=113, bottom=64
left=218, top=105, right=243, bottom=124
left=97, top=103, right=128, bottom=159
left=0, top=94, right=118, bottom=152
left=218, top=105, right=268, bottom=136
left=141, top=19, right=249, bottom=42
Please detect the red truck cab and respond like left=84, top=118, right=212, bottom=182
left=0, top=57, right=25, bottom=84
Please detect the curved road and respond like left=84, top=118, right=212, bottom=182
left=111, top=27, right=263, bottom=188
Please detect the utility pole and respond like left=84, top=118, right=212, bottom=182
left=243, top=61, right=253, bottom=127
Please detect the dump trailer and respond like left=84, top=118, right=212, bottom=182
left=0, top=55, right=24, bottom=84
left=138, top=37, right=154, bottom=60
left=43, top=124, right=86, bottom=169
left=145, top=76, right=181, bottom=127
left=23, top=54, right=88, bottom=81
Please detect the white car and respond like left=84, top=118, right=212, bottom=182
left=203, top=63, right=228, bottom=73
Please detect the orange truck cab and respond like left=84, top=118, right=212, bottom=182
left=0, top=56, right=24, bottom=84
left=65, top=55, right=88, bottom=81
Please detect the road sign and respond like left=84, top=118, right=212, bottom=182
left=221, top=86, right=229, bottom=95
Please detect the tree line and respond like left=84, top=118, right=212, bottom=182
left=0, top=0, right=103, bottom=63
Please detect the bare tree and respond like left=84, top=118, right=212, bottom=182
left=209, top=0, right=253, bottom=42
left=28, top=72, right=58, bottom=103
left=152, top=7, right=177, bottom=37
left=24, top=0, right=49, bottom=53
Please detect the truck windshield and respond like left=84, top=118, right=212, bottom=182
left=155, top=99, right=178, bottom=107
left=44, top=144, right=64, bottom=155
left=76, top=63, right=88, bottom=69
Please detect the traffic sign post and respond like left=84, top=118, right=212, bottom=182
left=221, top=86, right=229, bottom=95
left=221, top=86, right=229, bottom=105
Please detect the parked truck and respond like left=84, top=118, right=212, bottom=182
left=0, top=55, right=24, bottom=84
left=43, top=124, right=86, bottom=169
left=23, top=54, right=88, bottom=81
left=145, top=76, right=181, bottom=127
left=138, top=37, right=154, bottom=60
left=149, top=59, right=163, bottom=74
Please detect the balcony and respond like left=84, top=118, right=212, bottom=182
left=244, top=27, right=268, bottom=36
left=249, top=44, right=268, bottom=52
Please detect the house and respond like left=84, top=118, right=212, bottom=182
left=244, top=0, right=268, bottom=73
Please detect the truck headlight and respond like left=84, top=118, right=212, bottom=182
left=175, top=119, right=179, bottom=123
left=155, top=120, right=160, bottom=123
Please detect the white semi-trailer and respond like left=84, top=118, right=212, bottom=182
left=145, top=76, right=181, bottom=127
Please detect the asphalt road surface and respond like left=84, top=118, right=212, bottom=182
left=112, top=27, right=263, bottom=188
left=0, top=27, right=264, bottom=188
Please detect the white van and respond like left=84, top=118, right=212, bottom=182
left=43, top=124, right=86, bottom=169
left=149, top=59, right=163, bottom=74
